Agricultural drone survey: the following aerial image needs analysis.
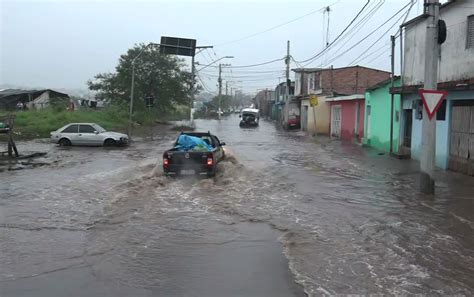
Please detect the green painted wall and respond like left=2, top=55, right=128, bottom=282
left=364, top=79, right=401, bottom=153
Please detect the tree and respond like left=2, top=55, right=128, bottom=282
left=207, top=95, right=232, bottom=111
left=88, top=43, right=198, bottom=114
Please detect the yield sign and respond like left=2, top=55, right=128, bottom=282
left=419, top=89, right=448, bottom=120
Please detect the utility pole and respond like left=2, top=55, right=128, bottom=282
left=190, top=45, right=213, bottom=122
left=390, top=35, right=395, bottom=154
left=420, top=0, right=440, bottom=194
left=218, top=63, right=222, bottom=120
left=226, top=81, right=228, bottom=96
left=190, top=54, right=195, bottom=122
left=284, top=40, right=290, bottom=128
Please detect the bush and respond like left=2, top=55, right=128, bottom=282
left=6, top=107, right=128, bottom=138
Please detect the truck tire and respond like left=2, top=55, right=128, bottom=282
left=207, top=167, right=216, bottom=178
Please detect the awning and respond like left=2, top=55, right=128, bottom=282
left=325, top=94, right=365, bottom=102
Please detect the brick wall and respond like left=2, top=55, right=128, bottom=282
left=320, top=66, right=390, bottom=95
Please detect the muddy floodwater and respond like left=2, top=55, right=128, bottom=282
left=1, top=116, right=474, bottom=296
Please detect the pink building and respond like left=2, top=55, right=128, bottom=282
left=327, top=94, right=365, bottom=142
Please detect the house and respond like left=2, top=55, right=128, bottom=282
left=293, top=66, right=391, bottom=139
left=255, top=89, right=275, bottom=118
left=326, top=94, right=365, bottom=142
left=363, top=77, right=402, bottom=153
left=272, top=81, right=295, bottom=125
left=0, top=89, right=69, bottom=110
left=392, top=0, right=474, bottom=175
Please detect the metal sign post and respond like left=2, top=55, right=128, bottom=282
left=128, top=37, right=213, bottom=139
left=160, top=36, right=212, bottom=123
left=145, top=95, right=155, bottom=140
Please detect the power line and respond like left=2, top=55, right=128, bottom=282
left=396, top=0, right=416, bottom=36
left=224, top=77, right=285, bottom=83
left=290, top=56, right=304, bottom=69
left=226, top=58, right=286, bottom=69
left=196, top=72, right=217, bottom=94
left=349, top=42, right=390, bottom=66
left=363, top=47, right=390, bottom=65
left=347, top=8, right=409, bottom=66
left=200, top=73, right=285, bottom=81
left=321, top=0, right=413, bottom=67
left=214, top=1, right=340, bottom=47
left=200, top=69, right=283, bottom=74
left=294, top=0, right=371, bottom=64
left=320, top=0, right=385, bottom=65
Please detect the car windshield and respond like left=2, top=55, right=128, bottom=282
left=92, top=124, right=106, bottom=133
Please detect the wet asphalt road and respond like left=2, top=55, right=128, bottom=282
left=1, top=115, right=474, bottom=296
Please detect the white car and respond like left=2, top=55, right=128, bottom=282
left=50, top=123, right=129, bottom=147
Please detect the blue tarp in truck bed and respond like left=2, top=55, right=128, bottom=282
left=175, top=134, right=213, bottom=152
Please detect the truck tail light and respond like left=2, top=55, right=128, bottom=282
left=207, top=158, right=213, bottom=166
left=163, top=158, right=169, bottom=167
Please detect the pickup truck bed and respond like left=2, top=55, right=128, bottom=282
left=163, top=132, right=225, bottom=177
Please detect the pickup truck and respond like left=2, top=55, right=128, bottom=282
left=163, top=132, right=226, bottom=177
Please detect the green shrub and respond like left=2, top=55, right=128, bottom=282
left=6, top=107, right=128, bottom=138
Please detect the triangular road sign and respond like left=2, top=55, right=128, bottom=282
left=419, top=89, right=448, bottom=120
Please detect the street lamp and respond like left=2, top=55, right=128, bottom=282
left=128, top=42, right=160, bottom=138
left=217, top=62, right=233, bottom=120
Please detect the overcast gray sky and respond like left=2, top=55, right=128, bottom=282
left=1, top=0, right=424, bottom=94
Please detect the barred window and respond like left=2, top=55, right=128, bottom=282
left=467, top=15, right=474, bottom=49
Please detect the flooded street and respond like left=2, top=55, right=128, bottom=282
left=1, top=116, right=474, bottom=296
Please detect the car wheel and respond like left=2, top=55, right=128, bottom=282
left=104, top=139, right=117, bottom=147
left=58, top=138, right=71, bottom=146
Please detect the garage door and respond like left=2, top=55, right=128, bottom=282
left=448, top=102, right=474, bottom=176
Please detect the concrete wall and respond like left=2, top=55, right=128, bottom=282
left=402, top=92, right=469, bottom=169
left=403, top=0, right=474, bottom=85
left=364, top=81, right=401, bottom=153
left=301, top=96, right=331, bottom=135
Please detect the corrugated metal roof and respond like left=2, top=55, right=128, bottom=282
left=0, top=89, right=41, bottom=97
left=0, top=89, right=69, bottom=98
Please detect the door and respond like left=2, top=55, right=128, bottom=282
left=403, top=109, right=413, bottom=148
left=60, top=124, right=79, bottom=144
left=449, top=102, right=474, bottom=175
left=366, top=105, right=372, bottom=140
left=211, top=136, right=224, bottom=161
left=355, top=101, right=360, bottom=138
left=302, top=106, right=308, bottom=131
left=78, top=124, right=102, bottom=145
left=331, top=105, right=341, bottom=138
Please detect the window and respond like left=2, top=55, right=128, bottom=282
left=468, top=15, right=474, bottom=49
left=308, top=74, right=314, bottom=91
left=92, top=124, right=106, bottom=133
left=79, top=125, right=96, bottom=133
left=61, top=124, right=78, bottom=133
